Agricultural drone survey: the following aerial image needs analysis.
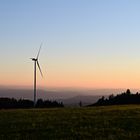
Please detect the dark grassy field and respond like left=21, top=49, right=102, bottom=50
left=0, top=105, right=140, bottom=140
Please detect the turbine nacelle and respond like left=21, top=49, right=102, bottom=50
left=31, top=58, right=37, bottom=61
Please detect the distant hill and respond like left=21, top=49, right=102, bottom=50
left=0, top=89, right=77, bottom=100
left=59, top=95, right=105, bottom=107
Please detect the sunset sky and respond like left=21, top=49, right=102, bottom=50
left=1, top=0, right=140, bottom=89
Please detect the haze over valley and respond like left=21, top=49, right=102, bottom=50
left=0, top=87, right=139, bottom=106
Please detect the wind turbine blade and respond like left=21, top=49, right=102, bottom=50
left=37, top=61, right=43, bottom=77
left=36, top=43, right=42, bottom=59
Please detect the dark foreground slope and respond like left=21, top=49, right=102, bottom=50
left=0, top=105, right=140, bottom=140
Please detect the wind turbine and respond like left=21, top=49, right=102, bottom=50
left=30, top=44, right=43, bottom=107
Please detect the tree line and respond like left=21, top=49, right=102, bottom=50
left=0, top=98, right=64, bottom=109
left=89, top=89, right=140, bottom=106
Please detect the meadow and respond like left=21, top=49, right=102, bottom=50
left=0, top=105, right=140, bottom=140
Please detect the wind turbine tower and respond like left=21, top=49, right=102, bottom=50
left=31, top=44, right=43, bottom=107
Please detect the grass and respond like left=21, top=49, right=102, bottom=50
left=0, top=105, right=140, bottom=140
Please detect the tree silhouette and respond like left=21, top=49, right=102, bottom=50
left=79, top=101, right=82, bottom=107
left=88, top=89, right=140, bottom=106
left=0, top=98, right=64, bottom=109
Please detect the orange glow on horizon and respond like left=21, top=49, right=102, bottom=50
left=1, top=62, right=140, bottom=89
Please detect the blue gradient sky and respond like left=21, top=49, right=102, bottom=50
left=1, top=0, right=140, bottom=89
